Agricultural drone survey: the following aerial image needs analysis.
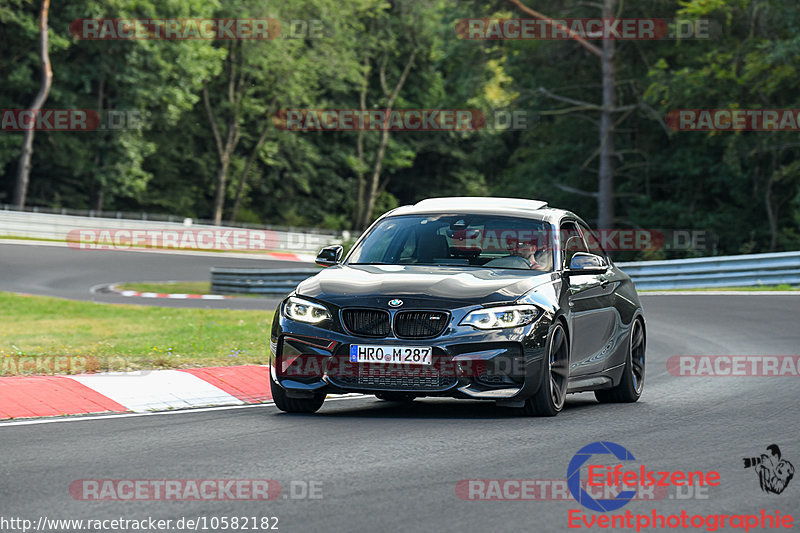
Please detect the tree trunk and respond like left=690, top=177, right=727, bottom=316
left=353, top=127, right=367, bottom=228
left=94, top=189, right=105, bottom=213
left=229, top=95, right=281, bottom=224
left=228, top=128, right=265, bottom=224
left=213, top=157, right=231, bottom=225
left=357, top=49, right=416, bottom=230
left=509, top=0, right=613, bottom=228
left=597, top=0, right=616, bottom=231
left=209, top=120, right=239, bottom=226
left=765, top=177, right=777, bottom=251
left=13, top=0, right=52, bottom=209
left=204, top=68, right=241, bottom=225
left=352, top=55, right=370, bottom=228
left=93, top=77, right=105, bottom=214
left=359, top=128, right=391, bottom=230
left=765, top=151, right=778, bottom=251
left=205, top=43, right=243, bottom=225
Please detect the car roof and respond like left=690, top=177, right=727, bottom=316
left=386, top=197, right=572, bottom=224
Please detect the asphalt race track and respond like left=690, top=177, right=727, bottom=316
left=1, top=243, right=799, bottom=532
left=0, top=242, right=285, bottom=309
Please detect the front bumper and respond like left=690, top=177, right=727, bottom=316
left=271, top=307, right=553, bottom=402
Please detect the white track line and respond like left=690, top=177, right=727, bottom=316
left=641, top=291, right=800, bottom=296
left=0, top=394, right=367, bottom=428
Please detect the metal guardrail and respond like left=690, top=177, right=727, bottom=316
left=1, top=203, right=347, bottom=235
left=211, top=268, right=322, bottom=295
left=0, top=210, right=345, bottom=255
left=209, top=251, right=800, bottom=296
left=616, top=251, right=800, bottom=290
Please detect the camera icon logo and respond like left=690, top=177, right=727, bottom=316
left=743, top=444, right=794, bottom=495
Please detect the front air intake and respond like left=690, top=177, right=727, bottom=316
left=342, top=309, right=391, bottom=337
left=394, top=311, right=449, bottom=339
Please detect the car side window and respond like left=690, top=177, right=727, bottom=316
left=578, top=223, right=607, bottom=260
left=561, top=221, right=588, bottom=268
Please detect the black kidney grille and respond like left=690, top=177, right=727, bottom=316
left=342, top=309, right=391, bottom=337
left=394, top=311, right=449, bottom=338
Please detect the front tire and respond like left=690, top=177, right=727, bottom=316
left=270, top=376, right=325, bottom=413
left=595, top=318, right=645, bottom=403
left=522, top=321, right=569, bottom=417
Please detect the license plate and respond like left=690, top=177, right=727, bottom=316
left=350, top=345, right=433, bottom=365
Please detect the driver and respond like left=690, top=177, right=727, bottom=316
left=507, top=239, right=546, bottom=271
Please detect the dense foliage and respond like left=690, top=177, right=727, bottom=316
left=1, top=0, right=799, bottom=257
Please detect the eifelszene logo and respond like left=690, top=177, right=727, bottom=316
left=567, top=441, right=721, bottom=512
left=743, top=444, right=794, bottom=495
left=567, top=441, right=638, bottom=512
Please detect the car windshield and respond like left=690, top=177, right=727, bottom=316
left=347, top=214, right=554, bottom=271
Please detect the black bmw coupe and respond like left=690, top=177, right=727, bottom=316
left=270, top=197, right=645, bottom=416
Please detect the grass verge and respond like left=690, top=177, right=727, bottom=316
left=0, top=235, right=64, bottom=243
left=115, top=281, right=213, bottom=294
left=0, top=292, right=273, bottom=375
left=641, top=284, right=800, bottom=292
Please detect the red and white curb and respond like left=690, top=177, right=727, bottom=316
left=0, top=365, right=274, bottom=420
left=109, top=285, right=228, bottom=300
left=263, top=251, right=315, bottom=262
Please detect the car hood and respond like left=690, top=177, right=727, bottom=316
left=295, top=264, right=553, bottom=308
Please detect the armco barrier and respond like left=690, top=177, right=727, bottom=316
left=209, top=251, right=800, bottom=295
left=0, top=210, right=344, bottom=254
left=211, top=268, right=322, bottom=295
left=616, top=251, right=800, bottom=290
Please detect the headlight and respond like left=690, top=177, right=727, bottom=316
left=283, top=296, right=331, bottom=324
left=460, top=305, right=541, bottom=330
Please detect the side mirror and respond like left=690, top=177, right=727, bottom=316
left=567, top=252, right=608, bottom=275
left=316, top=245, right=343, bottom=267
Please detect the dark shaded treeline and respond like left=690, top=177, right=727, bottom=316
left=1, top=0, right=798, bottom=258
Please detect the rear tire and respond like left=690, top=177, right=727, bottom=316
left=595, top=318, right=645, bottom=403
left=521, top=322, right=569, bottom=417
left=270, top=376, right=325, bottom=413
